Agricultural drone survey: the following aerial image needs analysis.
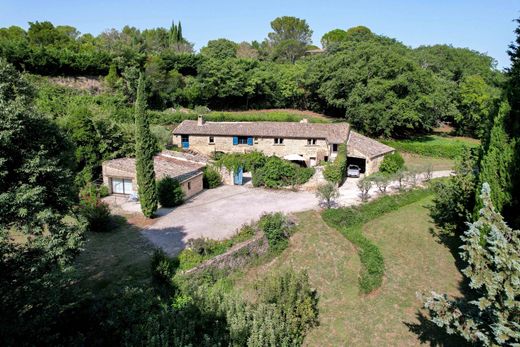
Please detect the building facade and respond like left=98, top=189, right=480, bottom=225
left=172, top=116, right=394, bottom=175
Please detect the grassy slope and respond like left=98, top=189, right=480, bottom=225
left=72, top=218, right=156, bottom=295
left=235, top=197, right=463, bottom=346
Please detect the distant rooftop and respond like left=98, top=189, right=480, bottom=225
left=173, top=120, right=350, bottom=143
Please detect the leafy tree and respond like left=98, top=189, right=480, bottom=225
left=344, top=26, right=373, bottom=41
left=201, top=38, right=238, bottom=59
left=321, top=29, right=348, bottom=49
left=267, top=16, right=312, bottom=63
left=105, top=62, right=119, bottom=88
left=0, top=60, right=84, bottom=344
left=134, top=73, right=158, bottom=217
left=423, top=183, right=520, bottom=347
left=316, top=182, right=339, bottom=208
left=430, top=146, right=477, bottom=236
left=456, top=75, right=501, bottom=138
left=236, top=41, right=259, bottom=59
left=357, top=177, right=372, bottom=202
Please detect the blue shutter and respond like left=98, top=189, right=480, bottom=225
left=233, top=136, right=238, bottom=145
left=247, top=137, right=253, bottom=146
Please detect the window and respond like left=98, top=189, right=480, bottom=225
left=188, top=181, right=192, bottom=190
left=209, top=136, right=214, bottom=144
left=307, top=138, right=317, bottom=145
left=181, top=135, right=189, bottom=149
left=254, top=137, right=259, bottom=144
left=274, top=138, right=284, bottom=145
left=332, top=144, right=338, bottom=152
left=112, top=178, right=133, bottom=195
left=233, top=136, right=250, bottom=145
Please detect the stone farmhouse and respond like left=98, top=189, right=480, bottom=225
left=172, top=116, right=393, bottom=175
left=102, top=151, right=206, bottom=197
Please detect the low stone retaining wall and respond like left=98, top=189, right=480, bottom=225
left=184, top=233, right=269, bottom=275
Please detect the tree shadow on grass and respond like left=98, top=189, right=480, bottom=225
left=405, top=311, right=470, bottom=347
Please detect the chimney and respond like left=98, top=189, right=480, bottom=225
left=197, top=115, right=205, bottom=126
left=300, top=118, right=309, bottom=124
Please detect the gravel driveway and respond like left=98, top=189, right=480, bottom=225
left=141, top=170, right=453, bottom=255
left=142, top=185, right=319, bottom=255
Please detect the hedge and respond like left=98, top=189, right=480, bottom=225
left=323, top=143, right=347, bottom=184
left=321, top=188, right=433, bottom=294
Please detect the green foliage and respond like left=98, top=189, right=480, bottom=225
left=134, top=73, right=158, bottom=217
left=423, top=184, right=520, bottom=346
left=78, top=183, right=112, bottom=232
left=315, top=182, right=339, bottom=208
left=201, top=38, right=238, bottom=59
left=356, top=177, right=373, bottom=202
left=157, top=176, right=184, bottom=207
left=0, top=60, right=84, bottom=344
left=254, top=156, right=314, bottom=188
left=430, top=148, right=478, bottom=236
left=254, top=270, right=319, bottom=345
left=176, top=223, right=256, bottom=271
left=105, top=63, right=119, bottom=88
left=369, top=172, right=392, bottom=193
left=381, top=135, right=479, bottom=158
left=323, top=143, right=347, bottom=184
left=322, top=188, right=432, bottom=293
left=477, top=102, right=515, bottom=214
left=379, top=152, right=405, bottom=174
left=259, top=212, right=293, bottom=252
left=268, top=16, right=312, bottom=63
left=321, top=29, right=348, bottom=49
left=203, top=166, right=222, bottom=189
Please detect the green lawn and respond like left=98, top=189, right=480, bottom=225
left=402, top=152, right=455, bottom=171
left=235, top=197, right=464, bottom=346
left=382, top=135, right=479, bottom=159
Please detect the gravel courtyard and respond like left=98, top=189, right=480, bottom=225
left=142, top=185, right=319, bottom=255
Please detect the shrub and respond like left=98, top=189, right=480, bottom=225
left=394, top=169, right=407, bottom=191
left=259, top=212, right=292, bottom=252
left=256, top=270, right=319, bottom=345
left=254, top=156, right=314, bottom=189
left=315, top=182, right=339, bottom=208
left=381, top=137, right=479, bottom=159
left=151, top=249, right=179, bottom=284
left=157, top=176, right=185, bottom=207
left=323, top=143, right=347, bottom=184
left=322, top=188, right=432, bottom=293
left=424, top=163, right=433, bottom=182
left=379, top=152, right=405, bottom=174
left=203, top=166, right=222, bottom=189
left=78, top=183, right=112, bottom=232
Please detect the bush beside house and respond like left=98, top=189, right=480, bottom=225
left=157, top=176, right=185, bottom=207
left=323, top=143, right=347, bottom=184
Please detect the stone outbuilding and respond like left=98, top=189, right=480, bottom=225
left=102, top=151, right=205, bottom=198
left=346, top=131, right=395, bottom=175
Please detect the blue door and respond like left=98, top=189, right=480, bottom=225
left=181, top=135, right=189, bottom=149
left=234, top=166, right=243, bottom=185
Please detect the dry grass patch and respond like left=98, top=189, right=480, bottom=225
left=402, top=152, right=455, bottom=171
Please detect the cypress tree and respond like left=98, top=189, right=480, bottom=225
left=135, top=72, right=158, bottom=217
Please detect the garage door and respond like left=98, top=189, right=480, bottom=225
left=347, top=156, right=366, bottom=173
left=112, top=178, right=133, bottom=194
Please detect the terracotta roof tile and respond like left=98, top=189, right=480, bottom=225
left=347, top=131, right=394, bottom=159
left=103, top=154, right=204, bottom=183
left=173, top=120, right=350, bottom=143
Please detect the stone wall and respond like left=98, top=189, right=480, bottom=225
left=184, top=233, right=269, bottom=275
left=173, top=134, right=332, bottom=167
left=181, top=173, right=203, bottom=198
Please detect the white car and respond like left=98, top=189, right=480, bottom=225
left=347, top=164, right=361, bottom=178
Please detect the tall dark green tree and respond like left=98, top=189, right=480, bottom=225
left=135, top=72, right=157, bottom=217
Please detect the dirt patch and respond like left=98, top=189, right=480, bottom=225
left=48, top=76, right=104, bottom=93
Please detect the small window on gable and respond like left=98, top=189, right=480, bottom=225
left=209, top=136, right=214, bottom=144
left=307, top=138, right=317, bottom=145
left=274, top=138, right=284, bottom=145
